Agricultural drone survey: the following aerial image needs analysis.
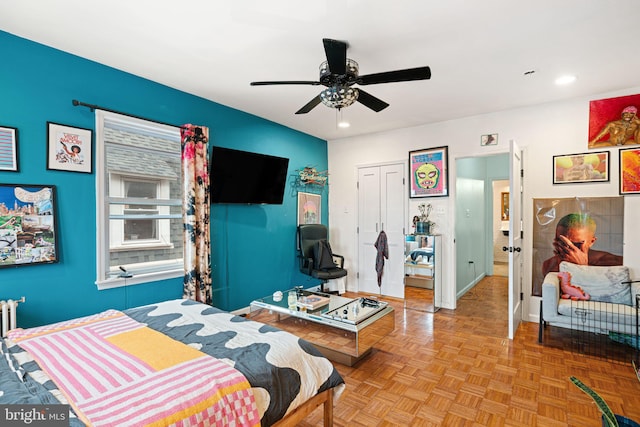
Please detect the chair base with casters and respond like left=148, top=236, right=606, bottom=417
left=297, top=224, right=347, bottom=294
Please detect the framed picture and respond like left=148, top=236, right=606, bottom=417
left=297, top=192, right=321, bottom=225
left=620, top=147, right=640, bottom=194
left=553, top=151, right=609, bottom=184
left=481, top=133, right=498, bottom=146
left=409, top=146, right=449, bottom=198
left=588, top=93, right=640, bottom=148
left=46, top=122, right=93, bottom=173
left=0, top=125, right=19, bottom=172
left=0, top=184, right=58, bottom=268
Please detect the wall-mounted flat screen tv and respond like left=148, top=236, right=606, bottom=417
left=210, top=146, right=289, bottom=204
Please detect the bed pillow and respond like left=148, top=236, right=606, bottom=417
left=559, top=262, right=631, bottom=305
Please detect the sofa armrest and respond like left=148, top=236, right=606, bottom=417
left=541, top=272, right=560, bottom=320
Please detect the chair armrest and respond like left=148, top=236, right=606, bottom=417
left=298, top=255, right=314, bottom=274
left=305, top=257, right=315, bottom=274
left=541, top=272, right=560, bottom=319
left=332, top=253, right=345, bottom=269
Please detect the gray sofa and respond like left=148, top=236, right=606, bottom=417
left=539, top=269, right=639, bottom=343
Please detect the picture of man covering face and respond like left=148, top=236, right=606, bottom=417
left=541, top=213, right=623, bottom=278
left=531, top=197, right=624, bottom=296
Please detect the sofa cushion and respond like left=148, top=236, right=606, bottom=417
left=559, top=262, right=631, bottom=305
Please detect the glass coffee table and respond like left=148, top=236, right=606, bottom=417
left=250, top=288, right=395, bottom=366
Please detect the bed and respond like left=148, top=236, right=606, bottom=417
left=0, top=298, right=345, bottom=426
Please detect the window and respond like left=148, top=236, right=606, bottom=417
left=123, top=180, right=159, bottom=241
left=95, top=111, right=183, bottom=290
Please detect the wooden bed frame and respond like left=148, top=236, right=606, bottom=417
left=274, top=388, right=334, bottom=427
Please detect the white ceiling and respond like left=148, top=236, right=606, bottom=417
left=2, top=0, right=640, bottom=141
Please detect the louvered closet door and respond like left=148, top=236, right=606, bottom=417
left=357, top=163, right=405, bottom=298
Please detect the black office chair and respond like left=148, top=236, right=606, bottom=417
left=297, top=224, right=347, bottom=293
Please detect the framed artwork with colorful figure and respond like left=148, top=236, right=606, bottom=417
left=553, top=151, right=609, bottom=184
left=409, top=146, right=449, bottom=198
left=46, top=122, right=93, bottom=173
left=588, top=93, right=640, bottom=148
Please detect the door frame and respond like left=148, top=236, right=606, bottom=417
left=452, top=150, right=523, bottom=338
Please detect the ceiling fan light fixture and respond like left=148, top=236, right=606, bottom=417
left=251, top=38, right=431, bottom=115
left=337, top=109, right=350, bottom=128
left=320, top=86, right=359, bottom=109
left=319, top=59, right=359, bottom=82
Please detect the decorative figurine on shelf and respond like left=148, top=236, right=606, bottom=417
left=416, top=203, right=435, bottom=234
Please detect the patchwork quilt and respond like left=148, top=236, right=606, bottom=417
left=1, top=299, right=345, bottom=427
left=8, top=309, right=259, bottom=426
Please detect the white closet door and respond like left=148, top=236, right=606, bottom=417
left=380, top=163, right=406, bottom=298
left=357, top=166, right=381, bottom=295
left=357, top=163, right=405, bottom=298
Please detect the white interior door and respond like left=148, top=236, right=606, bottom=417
left=357, top=163, right=405, bottom=297
left=508, top=140, right=523, bottom=339
left=380, top=163, right=405, bottom=298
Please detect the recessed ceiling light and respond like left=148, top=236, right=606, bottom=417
left=338, top=121, right=350, bottom=128
left=555, top=75, right=577, bottom=85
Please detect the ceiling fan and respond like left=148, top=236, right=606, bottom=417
left=250, top=38, right=431, bottom=114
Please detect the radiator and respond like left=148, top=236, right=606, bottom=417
left=1, top=297, right=24, bottom=337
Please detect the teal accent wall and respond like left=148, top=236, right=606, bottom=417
left=0, top=31, right=327, bottom=327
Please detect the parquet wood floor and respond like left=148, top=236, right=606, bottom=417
left=296, top=275, right=640, bottom=426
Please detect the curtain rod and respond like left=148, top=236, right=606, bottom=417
left=72, top=99, right=183, bottom=129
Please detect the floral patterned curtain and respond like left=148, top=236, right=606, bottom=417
left=180, top=125, right=211, bottom=304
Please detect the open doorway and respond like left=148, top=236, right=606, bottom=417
left=454, top=154, right=509, bottom=308
left=492, top=180, right=509, bottom=277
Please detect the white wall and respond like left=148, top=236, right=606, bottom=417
left=327, top=86, right=640, bottom=324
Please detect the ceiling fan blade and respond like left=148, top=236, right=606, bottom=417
left=295, top=95, right=322, bottom=114
left=323, top=38, right=347, bottom=75
left=358, top=66, right=431, bottom=85
left=356, top=89, right=389, bottom=112
left=251, top=81, right=320, bottom=86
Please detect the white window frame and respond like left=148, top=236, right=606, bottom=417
left=95, top=110, right=183, bottom=290
left=109, top=176, right=172, bottom=249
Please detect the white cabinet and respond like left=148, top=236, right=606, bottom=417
left=404, top=234, right=442, bottom=311
left=357, top=163, right=406, bottom=298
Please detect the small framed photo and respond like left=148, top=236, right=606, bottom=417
left=481, top=133, right=498, bottom=146
left=297, top=192, right=321, bottom=225
left=620, top=147, right=640, bottom=194
left=553, top=151, right=609, bottom=184
left=0, top=125, right=19, bottom=172
left=409, top=146, right=449, bottom=198
left=46, top=122, right=93, bottom=173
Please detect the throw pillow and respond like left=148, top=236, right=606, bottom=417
left=559, top=262, right=631, bottom=305
left=557, top=271, right=590, bottom=300
left=314, top=239, right=336, bottom=271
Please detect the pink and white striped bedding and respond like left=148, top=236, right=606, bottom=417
left=8, top=310, right=260, bottom=427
